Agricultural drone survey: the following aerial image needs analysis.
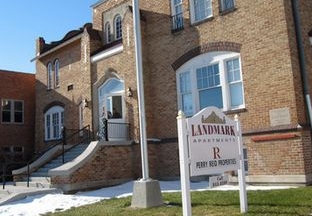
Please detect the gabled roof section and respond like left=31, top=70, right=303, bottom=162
left=32, top=23, right=101, bottom=62
left=40, top=23, right=93, bottom=54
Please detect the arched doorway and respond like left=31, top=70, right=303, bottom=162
left=98, top=78, right=128, bottom=141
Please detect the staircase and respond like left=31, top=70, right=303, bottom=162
left=15, top=144, right=89, bottom=188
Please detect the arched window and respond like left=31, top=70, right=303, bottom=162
left=114, top=15, right=122, bottom=40
left=105, top=22, right=112, bottom=43
left=54, top=59, right=60, bottom=88
left=45, top=106, right=64, bottom=141
left=176, top=51, right=245, bottom=116
left=47, top=62, right=53, bottom=90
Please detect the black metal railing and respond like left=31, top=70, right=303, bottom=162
left=99, top=119, right=130, bottom=141
left=24, top=125, right=90, bottom=187
left=171, top=13, right=184, bottom=32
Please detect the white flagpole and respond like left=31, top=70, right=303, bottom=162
left=133, top=0, right=149, bottom=180
left=131, top=0, right=163, bottom=208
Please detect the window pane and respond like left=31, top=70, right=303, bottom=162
left=54, top=60, right=60, bottom=87
left=14, top=112, right=23, bottom=123
left=52, top=113, right=60, bottom=138
left=182, top=93, right=193, bottom=116
left=230, top=82, right=243, bottom=107
left=222, top=0, right=234, bottom=11
left=112, top=96, right=122, bottom=119
left=115, top=15, right=122, bottom=39
left=47, top=63, right=52, bottom=89
left=105, top=22, right=112, bottom=43
left=179, top=72, right=191, bottom=93
left=2, top=100, right=11, bottom=111
left=199, top=87, right=223, bottom=109
left=14, top=101, right=23, bottom=112
left=2, top=111, right=10, bottom=122
left=46, top=115, right=51, bottom=139
left=194, top=0, right=212, bottom=21
left=227, top=58, right=241, bottom=83
left=197, top=64, right=220, bottom=89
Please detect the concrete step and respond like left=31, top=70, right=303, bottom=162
left=17, top=144, right=89, bottom=188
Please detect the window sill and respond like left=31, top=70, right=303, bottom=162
left=219, top=7, right=237, bottom=16
left=224, top=107, right=247, bottom=115
left=191, top=16, right=214, bottom=26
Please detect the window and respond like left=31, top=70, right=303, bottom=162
left=190, top=0, right=212, bottom=23
left=171, top=0, right=184, bottom=31
left=114, top=15, right=122, bottom=40
left=47, top=60, right=60, bottom=90
left=177, top=51, right=244, bottom=116
left=1, top=99, right=24, bottom=123
left=47, top=62, right=53, bottom=90
left=220, top=0, right=235, bottom=12
left=54, top=59, right=60, bottom=88
left=45, top=106, right=64, bottom=141
left=105, top=22, right=112, bottom=43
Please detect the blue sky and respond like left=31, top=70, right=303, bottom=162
left=0, top=0, right=98, bottom=74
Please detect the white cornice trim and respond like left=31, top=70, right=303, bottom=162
left=91, top=43, right=123, bottom=63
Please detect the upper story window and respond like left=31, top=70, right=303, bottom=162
left=54, top=59, right=60, bottom=88
left=177, top=51, right=244, bottom=116
left=114, top=15, right=122, bottom=40
left=47, top=62, right=53, bottom=90
left=1, top=99, right=24, bottom=124
left=47, top=59, right=60, bottom=90
left=220, top=0, right=235, bottom=13
left=171, top=0, right=184, bottom=31
left=190, top=0, right=213, bottom=23
left=105, top=22, right=112, bottom=43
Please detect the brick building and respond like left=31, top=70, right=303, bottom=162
left=0, top=70, right=35, bottom=167
left=32, top=0, right=312, bottom=185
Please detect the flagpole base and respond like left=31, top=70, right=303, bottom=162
left=131, top=179, right=163, bottom=208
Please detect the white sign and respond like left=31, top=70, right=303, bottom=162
left=177, top=107, right=248, bottom=216
left=187, top=107, right=239, bottom=176
left=209, top=175, right=229, bottom=188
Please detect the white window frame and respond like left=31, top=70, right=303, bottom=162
left=1, top=99, right=24, bottom=124
left=45, top=106, right=64, bottom=141
left=189, top=0, right=213, bottom=24
left=114, top=15, right=122, bottom=40
left=176, top=51, right=245, bottom=116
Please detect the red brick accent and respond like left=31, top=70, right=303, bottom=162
left=251, top=133, right=297, bottom=142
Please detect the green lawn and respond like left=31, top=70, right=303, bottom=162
left=44, top=187, right=312, bottom=216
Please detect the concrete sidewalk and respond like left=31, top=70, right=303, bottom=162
left=0, top=183, right=62, bottom=206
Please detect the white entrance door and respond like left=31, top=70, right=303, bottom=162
left=98, top=78, right=127, bottom=141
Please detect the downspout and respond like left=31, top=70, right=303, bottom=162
left=291, top=0, right=312, bottom=128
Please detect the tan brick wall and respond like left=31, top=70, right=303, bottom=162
left=37, top=0, right=312, bottom=184
left=35, top=31, right=93, bottom=151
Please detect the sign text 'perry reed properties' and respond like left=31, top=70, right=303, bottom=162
left=187, top=110, right=240, bottom=176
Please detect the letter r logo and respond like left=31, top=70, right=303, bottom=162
left=213, top=147, right=221, bottom=159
